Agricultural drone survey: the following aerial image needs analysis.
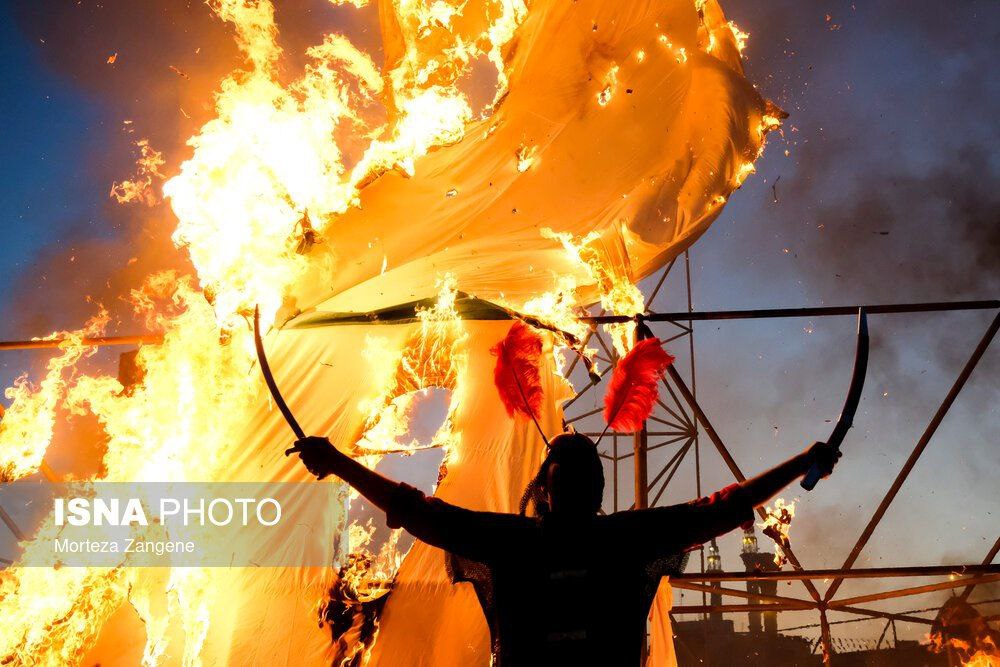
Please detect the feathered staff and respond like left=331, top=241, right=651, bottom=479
left=492, top=321, right=549, bottom=444
left=601, top=337, right=675, bottom=438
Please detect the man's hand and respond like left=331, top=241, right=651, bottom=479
left=805, top=441, right=842, bottom=479
left=291, top=436, right=340, bottom=480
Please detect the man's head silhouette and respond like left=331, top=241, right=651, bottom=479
left=521, top=432, right=604, bottom=517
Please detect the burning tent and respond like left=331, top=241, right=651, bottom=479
left=0, top=0, right=777, bottom=664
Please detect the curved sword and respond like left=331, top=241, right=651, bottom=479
left=253, top=306, right=306, bottom=453
left=801, top=307, right=869, bottom=490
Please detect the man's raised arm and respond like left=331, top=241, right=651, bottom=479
left=739, top=441, right=840, bottom=509
left=291, top=436, right=527, bottom=562
left=293, top=436, right=401, bottom=512
left=623, top=442, right=841, bottom=556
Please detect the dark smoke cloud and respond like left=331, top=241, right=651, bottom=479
left=773, top=145, right=999, bottom=303
left=673, top=1, right=1000, bottom=604
left=710, top=0, right=1000, bottom=414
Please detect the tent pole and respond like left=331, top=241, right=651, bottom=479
left=633, top=322, right=650, bottom=663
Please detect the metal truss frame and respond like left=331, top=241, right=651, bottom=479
left=556, top=257, right=999, bottom=665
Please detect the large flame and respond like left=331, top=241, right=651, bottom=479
left=1, top=0, right=524, bottom=661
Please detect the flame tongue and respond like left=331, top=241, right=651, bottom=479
left=759, top=498, right=796, bottom=568
left=0, top=309, right=109, bottom=483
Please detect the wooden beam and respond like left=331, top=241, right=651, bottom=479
left=0, top=335, right=162, bottom=351
left=829, top=574, right=1000, bottom=608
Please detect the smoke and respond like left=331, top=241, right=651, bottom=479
left=666, top=1, right=1000, bottom=594
left=729, top=0, right=999, bottom=304
left=707, top=0, right=1000, bottom=416
left=776, top=144, right=999, bottom=303
left=932, top=547, right=1000, bottom=610
left=4, top=0, right=380, bottom=337
left=4, top=1, right=227, bottom=337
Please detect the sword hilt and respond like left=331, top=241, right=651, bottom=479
left=801, top=456, right=827, bottom=491
left=801, top=437, right=844, bottom=490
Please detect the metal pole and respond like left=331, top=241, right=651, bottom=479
left=829, top=573, right=1000, bottom=608
left=664, top=365, right=824, bottom=601
left=4, top=303, right=995, bottom=352
left=0, top=504, right=25, bottom=541
left=612, top=435, right=619, bottom=513
left=631, top=325, right=649, bottom=664
left=580, top=299, right=1000, bottom=325
left=819, top=606, right=932, bottom=626
left=634, top=324, right=649, bottom=511
left=684, top=252, right=708, bottom=623
left=633, top=425, right=648, bottom=510
left=819, top=609, right=834, bottom=666
left=875, top=619, right=892, bottom=650
left=673, top=603, right=813, bottom=614
left=670, top=581, right=814, bottom=607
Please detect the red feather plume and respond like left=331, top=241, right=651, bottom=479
left=603, top=338, right=675, bottom=432
left=491, top=321, right=545, bottom=420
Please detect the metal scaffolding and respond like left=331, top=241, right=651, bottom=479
left=558, top=256, right=999, bottom=665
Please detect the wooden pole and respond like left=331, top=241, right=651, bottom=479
left=0, top=335, right=162, bottom=351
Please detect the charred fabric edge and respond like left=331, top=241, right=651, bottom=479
left=286, top=293, right=509, bottom=328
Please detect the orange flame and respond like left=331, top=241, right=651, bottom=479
left=109, top=139, right=165, bottom=206
left=0, top=0, right=775, bottom=662
left=758, top=497, right=796, bottom=567
left=0, top=309, right=109, bottom=482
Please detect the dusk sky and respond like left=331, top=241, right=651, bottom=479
left=1, top=0, right=997, bottom=646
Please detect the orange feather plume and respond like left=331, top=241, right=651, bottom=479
left=603, top=338, right=675, bottom=432
left=491, top=321, right=545, bottom=421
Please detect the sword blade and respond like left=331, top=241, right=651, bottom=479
left=253, top=306, right=306, bottom=440
left=828, top=308, right=870, bottom=449
left=802, top=307, right=869, bottom=490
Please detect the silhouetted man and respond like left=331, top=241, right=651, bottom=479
left=294, top=432, right=839, bottom=666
